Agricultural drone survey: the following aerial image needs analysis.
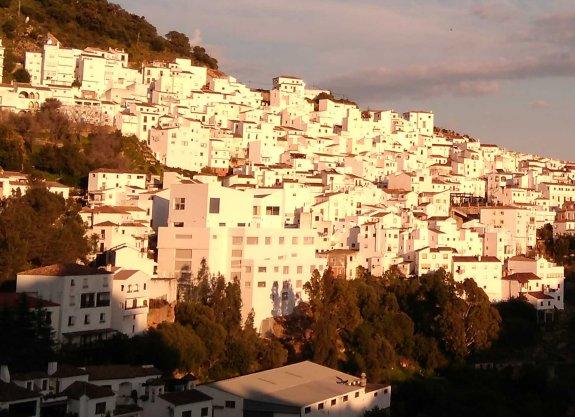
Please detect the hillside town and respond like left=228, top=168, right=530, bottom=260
left=0, top=33, right=573, bottom=417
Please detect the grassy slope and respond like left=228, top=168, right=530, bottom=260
left=0, top=0, right=217, bottom=75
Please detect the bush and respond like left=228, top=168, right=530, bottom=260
left=12, top=68, right=31, bottom=83
left=2, top=19, right=17, bottom=38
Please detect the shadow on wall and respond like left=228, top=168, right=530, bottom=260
left=270, top=281, right=296, bottom=317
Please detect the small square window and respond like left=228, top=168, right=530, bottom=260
left=304, top=407, right=311, bottom=414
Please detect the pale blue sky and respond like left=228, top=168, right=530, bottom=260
left=116, top=0, right=575, bottom=159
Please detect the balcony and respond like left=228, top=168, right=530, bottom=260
left=123, top=305, right=148, bottom=315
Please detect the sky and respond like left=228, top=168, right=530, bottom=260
left=116, top=0, right=575, bottom=160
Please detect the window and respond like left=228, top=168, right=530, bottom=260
left=97, top=292, right=110, bottom=307
left=258, top=281, right=266, bottom=288
left=42, top=379, right=47, bottom=390
left=258, top=267, right=267, bottom=273
left=201, top=408, right=209, bottom=417
left=318, top=403, right=324, bottom=410
left=279, top=237, right=285, bottom=245
left=84, top=314, right=90, bottom=325
left=355, top=392, right=360, bottom=398
left=304, top=407, right=311, bottom=414
left=225, top=401, right=235, bottom=409
left=247, top=237, right=259, bottom=245
left=68, top=316, right=75, bottom=326
left=343, top=395, right=348, bottom=402
left=182, top=412, right=191, bottom=417
left=69, top=296, right=76, bottom=306
left=80, top=293, right=95, bottom=308
left=253, top=206, right=261, bottom=215
left=283, top=266, right=289, bottom=274
left=174, top=197, right=186, bottom=210
left=70, top=279, right=75, bottom=287
left=176, top=234, right=193, bottom=239
left=292, top=237, right=298, bottom=245
left=174, top=222, right=184, bottom=227
left=95, top=402, right=106, bottom=415
left=297, top=266, right=303, bottom=274
left=209, top=198, right=220, bottom=214
left=304, top=237, right=314, bottom=245
left=99, top=313, right=106, bottom=323
left=265, top=237, right=272, bottom=245
left=232, top=250, right=243, bottom=258
left=232, top=236, right=243, bottom=245
left=265, top=206, right=280, bottom=215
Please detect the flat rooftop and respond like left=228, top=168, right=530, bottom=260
left=202, top=361, right=382, bottom=408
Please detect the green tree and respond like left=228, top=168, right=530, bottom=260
left=147, top=323, right=207, bottom=374
left=0, top=294, right=55, bottom=371
left=12, top=68, right=31, bottom=83
left=165, top=31, right=191, bottom=56
left=1, top=19, right=16, bottom=38
left=0, top=185, right=90, bottom=283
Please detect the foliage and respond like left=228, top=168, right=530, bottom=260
left=12, top=68, right=31, bottom=83
left=1, top=18, right=16, bottom=38
left=0, top=294, right=55, bottom=371
left=391, top=365, right=574, bottom=417
left=537, top=223, right=575, bottom=265
left=310, top=92, right=357, bottom=111
left=59, top=261, right=287, bottom=378
left=0, top=108, right=162, bottom=186
left=0, top=185, right=90, bottom=283
left=0, top=0, right=218, bottom=68
left=277, top=267, right=500, bottom=381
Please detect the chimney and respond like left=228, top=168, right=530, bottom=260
left=0, top=365, right=10, bottom=383
left=360, top=372, right=367, bottom=387
left=47, top=362, right=58, bottom=376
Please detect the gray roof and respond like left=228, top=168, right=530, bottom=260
left=202, top=361, right=366, bottom=408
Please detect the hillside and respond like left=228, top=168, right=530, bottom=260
left=0, top=0, right=217, bottom=80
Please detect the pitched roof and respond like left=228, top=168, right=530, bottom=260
left=62, top=381, right=114, bottom=400
left=114, top=270, right=139, bottom=281
left=502, top=272, right=540, bottom=283
left=159, top=389, right=212, bottom=406
left=0, top=381, right=41, bottom=402
left=18, top=263, right=110, bottom=277
left=50, top=364, right=89, bottom=379
left=12, top=371, right=48, bottom=381
left=508, top=255, right=534, bottom=262
left=0, top=293, right=59, bottom=308
left=85, top=365, right=161, bottom=381
left=526, top=291, right=554, bottom=300
left=453, top=256, right=500, bottom=263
